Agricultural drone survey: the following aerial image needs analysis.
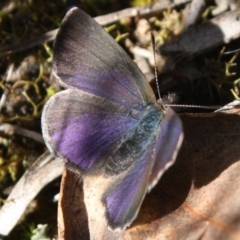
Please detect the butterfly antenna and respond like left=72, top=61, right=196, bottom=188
left=165, top=104, right=221, bottom=110
left=151, top=33, right=161, bottom=100
left=150, top=34, right=223, bottom=111
left=223, top=48, right=240, bottom=55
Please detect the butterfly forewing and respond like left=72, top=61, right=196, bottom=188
left=53, top=7, right=156, bottom=111
left=42, top=89, right=141, bottom=171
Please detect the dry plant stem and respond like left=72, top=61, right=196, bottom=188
left=183, top=0, right=206, bottom=30
left=212, top=0, right=238, bottom=16
left=0, top=123, right=44, bottom=144
left=0, top=151, right=63, bottom=238
left=0, top=29, right=58, bottom=56
left=125, top=38, right=154, bottom=82
left=134, top=54, right=154, bottom=82
left=94, top=0, right=191, bottom=25
left=160, top=8, right=240, bottom=55
left=0, top=0, right=191, bottom=56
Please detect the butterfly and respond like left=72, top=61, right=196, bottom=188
left=41, top=7, right=183, bottom=231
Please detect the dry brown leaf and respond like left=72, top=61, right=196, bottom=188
left=0, top=151, right=63, bottom=237
left=58, top=108, right=240, bottom=240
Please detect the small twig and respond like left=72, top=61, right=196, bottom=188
left=183, top=0, right=206, bottom=30
left=0, top=29, right=58, bottom=56
left=212, top=0, right=238, bottom=16
left=0, top=151, right=63, bottom=238
left=160, top=8, right=240, bottom=55
left=95, top=0, right=191, bottom=25
left=0, top=0, right=191, bottom=56
left=125, top=38, right=154, bottom=82
left=0, top=123, right=44, bottom=144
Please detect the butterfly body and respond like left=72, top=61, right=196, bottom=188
left=105, top=104, right=163, bottom=176
left=42, top=7, right=183, bottom=231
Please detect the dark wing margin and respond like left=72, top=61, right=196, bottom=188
left=148, top=107, right=183, bottom=189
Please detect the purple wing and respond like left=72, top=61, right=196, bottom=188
left=103, top=145, right=155, bottom=231
left=102, top=107, right=183, bottom=230
left=42, top=89, right=140, bottom=171
left=53, top=7, right=156, bottom=111
left=148, top=107, right=183, bottom=189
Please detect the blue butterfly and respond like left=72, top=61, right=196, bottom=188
left=42, top=7, right=183, bottom=231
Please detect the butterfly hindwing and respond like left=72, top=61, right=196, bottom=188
left=148, top=107, right=183, bottom=189
left=102, top=107, right=183, bottom=230
left=103, top=148, right=154, bottom=231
